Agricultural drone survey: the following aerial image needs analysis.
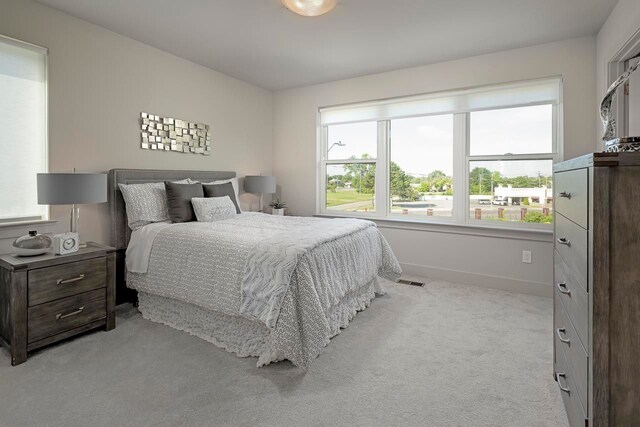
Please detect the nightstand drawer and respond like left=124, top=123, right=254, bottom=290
left=28, top=257, right=106, bottom=306
left=27, top=289, right=106, bottom=343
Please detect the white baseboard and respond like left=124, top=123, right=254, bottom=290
left=399, top=262, right=552, bottom=298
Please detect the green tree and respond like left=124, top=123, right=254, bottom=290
left=469, top=167, right=493, bottom=195
left=390, top=161, right=418, bottom=201
left=343, top=154, right=376, bottom=194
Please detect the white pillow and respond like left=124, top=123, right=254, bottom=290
left=119, top=179, right=189, bottom=230
left=191, top=196, right=237, bottom=222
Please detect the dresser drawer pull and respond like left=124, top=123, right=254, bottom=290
left=556, top=328, right=571, bottom=344
left=56, top=274, right=86, bottom=285
left=557, top=282, right=571, bottom=295
left=56, top=306, right=85, bottom=320
left=556, top=237, right=571, bottom=246
left=559, top=191, right=572, bottom=199
left=556, top=373, right=571, bottom=393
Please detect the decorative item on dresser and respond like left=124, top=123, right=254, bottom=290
left=0, top=243, right=116, bottom=366
left=553, top=152, right=640, bottom=426
left=12, top=230, right=52, bottom=257
left=600, top=57, right=640, bottom=152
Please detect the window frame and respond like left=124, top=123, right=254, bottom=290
left=317, top=80, right=563, bottom=230
left=0, top=34, right=49, bottom=224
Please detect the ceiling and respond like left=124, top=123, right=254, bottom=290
left=36, top=0, right=618, bottom=91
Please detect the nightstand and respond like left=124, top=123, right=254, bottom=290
left=0, top=243, right=115, bottom=366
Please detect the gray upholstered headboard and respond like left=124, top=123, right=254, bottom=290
left=108, top=168, right=236, bottom=250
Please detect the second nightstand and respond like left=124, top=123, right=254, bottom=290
left=0, top=243, right=115, bottom=366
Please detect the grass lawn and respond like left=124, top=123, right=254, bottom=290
left=326, top=189, right=374, bottom=208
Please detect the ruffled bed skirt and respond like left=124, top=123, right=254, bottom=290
left=137, top=277, right=382, bottom=367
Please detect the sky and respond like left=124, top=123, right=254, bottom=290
left=327, top=104, right=553, bottom=179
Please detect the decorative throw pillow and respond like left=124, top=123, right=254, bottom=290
left=119, top=179, right=189, bottom=230
left=203, top=182, right=241, bottom=213
left=164, top=182, right=204, bottom=223
left=201, top=177, right=241, bottom=212
left=191, top=196, right=237, bottom=222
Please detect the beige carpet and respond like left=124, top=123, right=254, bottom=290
left=0, top=280, right=567, bottom=427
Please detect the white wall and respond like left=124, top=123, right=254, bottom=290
left=0, top=0, right=273, bottom=251
left=273, top=37, right=597, bottom=296
left=596, top=0, right=640, bottom=148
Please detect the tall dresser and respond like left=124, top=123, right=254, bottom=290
left=553, top=152, right=640, bottom=427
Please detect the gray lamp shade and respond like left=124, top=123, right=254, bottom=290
left=244, top=175, right=276, bottom=194
left=37, top=173, right=108, bottom=205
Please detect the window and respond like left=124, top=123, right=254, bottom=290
left=318, top=78, right=562, bottom=229
left=390, top=115, right=454, bottom=218
left=0, top=36, right=48, bottom=223
left=325, top=121, right=378, bottom=213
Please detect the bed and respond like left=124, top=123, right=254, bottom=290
left=109, top=169, right=401, bottom=369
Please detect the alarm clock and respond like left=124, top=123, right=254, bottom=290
left=53, top=232, right=79, bottom=255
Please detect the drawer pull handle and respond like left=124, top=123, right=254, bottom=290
left=556, top=328, right=571, bottom=344
left=56, top=274, right=85, bottom=285
left=56, top=306, right=85, bottom=320
left=557, top=282, right=571, bottom=295
left=559, top=191, right=572, bottom=199
left=556, top=237, right=571, bottom=246
left=556, top=373, right=570, bottom=393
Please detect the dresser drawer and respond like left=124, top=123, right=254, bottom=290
left=555, top=213, right=588, bottom=291
left=554, top=168, right=588, bottom=229
left=28, top=257, right=106, bottom=306
left=555, top=336, right=587, bottom=427
left=27, top=289, right=106, bottom=343
left=555, top=293, right=588, bottom=415
left=554, top=254, right=588, bottom=348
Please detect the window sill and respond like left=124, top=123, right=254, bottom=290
left=0, top=219, right=56, bottom=229
left=0, top=220, right=58, bottom=241
left=314, top=213, right=553, bottom=242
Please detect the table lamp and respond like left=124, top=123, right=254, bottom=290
left=37, top=172, right=108, bottom=236
left=244, top=175, right=276, bottom=212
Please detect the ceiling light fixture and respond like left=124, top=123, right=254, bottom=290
left=282, top=0, right=337, bottom=17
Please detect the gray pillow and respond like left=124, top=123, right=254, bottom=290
left=164, top=182, right=204, bottom=223
left=203, top=182, right=241, bottom=213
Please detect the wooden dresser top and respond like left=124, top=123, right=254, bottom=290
left=554, top=152, right=640, bottom=172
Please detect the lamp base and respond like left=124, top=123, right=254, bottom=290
left=70, top=204, right=80, bottom=233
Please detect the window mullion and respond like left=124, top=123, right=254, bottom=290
left=452, top=113, right=467, bottom=225
left=318, top=125, right=328, bottom=213
left=375, top=120, right=389, bottom=217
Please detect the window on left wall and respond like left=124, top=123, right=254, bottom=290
left=0, top=36, right=48, bottom=223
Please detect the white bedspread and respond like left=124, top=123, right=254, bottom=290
left=127, top=213, right=402, bottom=369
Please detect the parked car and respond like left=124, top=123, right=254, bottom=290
left=492, top=196, right=508, bottom=206
left=478, top=198, right=491, bottom=205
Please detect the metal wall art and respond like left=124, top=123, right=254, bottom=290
left=140, top=112, right=211, bottom=155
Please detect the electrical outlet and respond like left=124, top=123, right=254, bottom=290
left=522, top=250, right=532, bottom=264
